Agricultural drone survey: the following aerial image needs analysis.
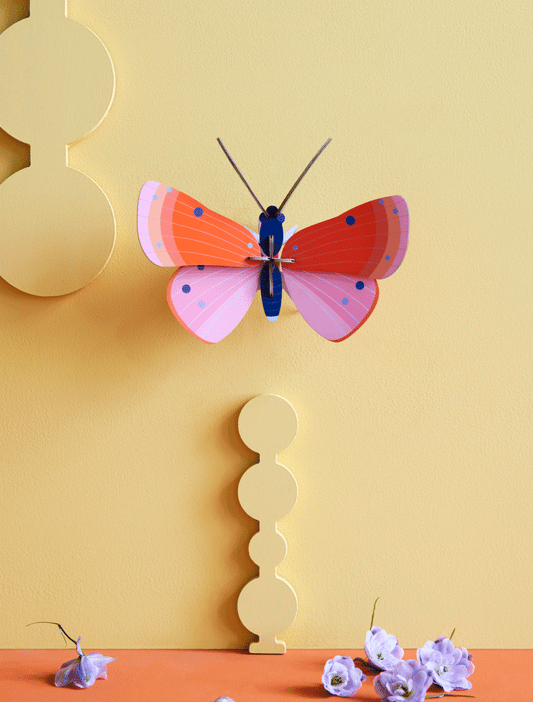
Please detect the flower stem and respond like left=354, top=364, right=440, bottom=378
left=369, top=597, right=380, bottom=630
left=26, top=621, right=78, bottom=646
left=353, top=656, right=383, bottom=673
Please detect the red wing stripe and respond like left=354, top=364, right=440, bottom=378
left=141, top=218, right=252, bottom=256
left=176, top=253, right=252, bottom=265
left=157, top=201, right=252, bottom=241
left=294, top=212, right=397, bottom=242
left=139, top=191, right=255, bottom=246
left=287, top=247, right=407, bottom=270
left=295, top=214, right=408, bottom=249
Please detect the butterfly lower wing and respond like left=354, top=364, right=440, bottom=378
left=167, top=265, right=260, bottom=343
left=138, top=181, right=261, bottom=267
left=284, top=196, right=408, bottom=278
left=283, top=269, right=378, bottom=342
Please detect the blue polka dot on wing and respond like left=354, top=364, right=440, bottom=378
left=379, top=199, right=384, bottom=205
left=247, top=242, right=253, bottom=248
left=385, top=255, right=390, bottom=261
left=197, top=265, right=205, bottom=270
left=167, top=187, right=172, bottom=193
left=393, top=208, right=398, bottom=214
left=346, top=216, right=355, bottom=225
left=152, top=194, right=158, bottom=200
left=194, top=207, right=203, bottom=217
left=341, top=297, right=349, bottom=305
left=355, top=281, right=365, bottom=290
left=156, top=242, right=162, bottom=248
left=293, top=245, right=298, bottom=251
left=182, top=284, right=191, bottom=294
left=198, top=300, right=205, bottom=308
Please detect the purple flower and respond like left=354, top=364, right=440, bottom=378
left=374, top=660, right=433, bottom=702
left=323, top=656, right=366, bottom=697
left=54, top=637, right=116, bottom=688
left=417, top=636, right=474, bottom=692
left=364, top=626, right=404, bottom=670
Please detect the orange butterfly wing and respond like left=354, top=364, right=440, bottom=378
left=137, top=181, right=261, bottom=267
left=284, top=196, right=408, bottom=278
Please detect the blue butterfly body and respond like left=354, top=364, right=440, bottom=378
left=258, top=206, right=287, bottom=321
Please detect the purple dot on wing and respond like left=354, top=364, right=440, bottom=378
left=393, top=208, right=398, bottom=214
left=346, top=216, right=355, bottom=225
left=167, top=187, right=172, bottom=193
left=379, top=199, right=384, bottom=205
left=194, top=207, right=203, bottom=217
left=156, top=242, right=162, bottom=248
left=355, top=281, right=365, bottom=290
left=198, top=300, right=206, bottom=308
left=385, top=255, right=390, bottom=261
left=197, top=265, right=205, bottom=270
left=152, top=194, right=158, bottom=200
left=293, top=245, right=298, bottom=251
left=341, top=297, right=349, bottom=305
left=182, top=284, right=191, bottom=293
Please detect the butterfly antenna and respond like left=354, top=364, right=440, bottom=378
left=277, top=138, right=332, bottom=215
left=217, top=138, right=268, bottom=216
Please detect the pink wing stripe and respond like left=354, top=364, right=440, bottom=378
left=167, top=265, right=260, bottom=344
left=138, top=181, right=182, bottom=266
left=137, top=180, right=175, bottom=266
left=383, top=196, right=409, bottom=278
left=283, top=269, right=378, bottom=342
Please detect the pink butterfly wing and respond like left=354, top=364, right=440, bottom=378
left=282, top=269, right=378, bottom=342
left=167, top=265, right=260, bottom=343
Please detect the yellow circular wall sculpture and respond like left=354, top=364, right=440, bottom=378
left=0, top=1, right=115, bottom=296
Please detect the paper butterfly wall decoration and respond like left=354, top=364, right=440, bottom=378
left=137, top=139, right=409, bottom=343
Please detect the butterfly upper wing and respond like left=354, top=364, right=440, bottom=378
left=167, top=265, right=261, bottom=343
left=282, top=270, right=378, bottom=342
left=283, top=195, right=408, bottom=278
left=138, top=181, right=261, bottom=267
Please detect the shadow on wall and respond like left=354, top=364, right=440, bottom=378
left=0, top=126, right=29, bottom=183
left=217, top=407, right=259, bottom=648
left=0, top=3, right=30, bottom=180
left=0, top=1, right=29, bottom=35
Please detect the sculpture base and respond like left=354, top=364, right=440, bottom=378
left=249, top=639, right=286, bottom=654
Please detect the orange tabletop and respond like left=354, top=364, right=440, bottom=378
left=0, top=649, right=530, bottom=701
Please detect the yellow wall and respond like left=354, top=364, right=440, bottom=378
left=1, top=0, right=532, bottom=649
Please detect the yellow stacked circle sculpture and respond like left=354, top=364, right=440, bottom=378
left=0, top=1, right=115, bottom=296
